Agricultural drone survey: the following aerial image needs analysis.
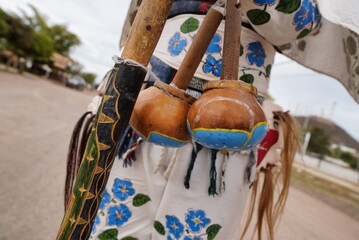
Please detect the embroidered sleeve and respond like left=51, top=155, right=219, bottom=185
left=242, top=0, right=322, bottom=45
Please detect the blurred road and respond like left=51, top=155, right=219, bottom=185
left=0, top=71, right=358, bottom=239
left=0, top=71, right=96, bottom=239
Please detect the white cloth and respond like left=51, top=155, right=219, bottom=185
left=153, top=14, right=276, bottom=97
left=90, top=142, right=252, bottom=239
left=316, top=0, right=359, bottom=34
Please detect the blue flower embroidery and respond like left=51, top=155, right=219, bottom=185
left=206, top=34, right=222, bottom=54
left=203, top=55, right=222, bottom=77
left=166, top=215, right=184, bottom=239
left=293, top=0, right=314, bottom=31
left=247, top=42, right=266, bottom=67
left=91, top=215, right=101, bottom=233
left=184, top=236, right=203, bottom=240
left=185, top=209, right=211, bottom=233
left=112, top=178, right=135, bottom=201
left=313, top=6, right=321, bottom=27
left=99, top=189, right=110, bottom=209
left=253, top=0, right=276, bottom=6
left=108, top=204, right=132, bottom=227
left=168, top=32, right=187, bottom=56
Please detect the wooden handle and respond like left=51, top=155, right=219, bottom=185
left=172, top=8, right=223, bottom=90
left=220, top=0, right=242, bottom=80
left=121, top=0, right=173, bottom=66
left=56, top=1, right=173, bottom=239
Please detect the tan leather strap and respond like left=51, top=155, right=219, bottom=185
left=172, top=8, right=223, bottom=90
left=220, top=0, right=242, bottom=80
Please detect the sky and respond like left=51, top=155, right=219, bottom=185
left=1, top=0, right=359, bottom=143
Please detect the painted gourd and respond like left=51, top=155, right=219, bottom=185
left=129, top=9, right=223, bottom=147
left=186, top=1, right=268, bottom=150
left=187, top=80, right=268, bottom=150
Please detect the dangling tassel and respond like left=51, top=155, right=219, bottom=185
left=64, top=111, right=94, bottom=210
left=121, top=131, right=143, bottom=167
left=164, top=148, right=180, bottom=180
left=122, top=132, right=143, bottom=167
left=245, top=150, right=256, bottom=183
left=118, top=125, right=132, bottom=157
left=219, top=150, right=229, bottom=194
left=153, top=147, right=166, bottom=174
left=208, top=149, right=219, bottom=196
left=117, top=125, right=143, bottom=167
left=184, top=143, right=203, bottom=189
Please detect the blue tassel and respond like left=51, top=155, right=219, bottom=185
left=208, top=149, right=219, bottom=196
left=245, top=150, right=256, bottom=183
left=184, top=143, right=203, bottom=189
left=117, top=125, right=136, bottom=167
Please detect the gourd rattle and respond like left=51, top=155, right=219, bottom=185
left=186, top=0, right=268, bottom=150
left=130, top=8, right=223, bottom=147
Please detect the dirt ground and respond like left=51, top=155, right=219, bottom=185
left=0, top=71, right=358, bottom=240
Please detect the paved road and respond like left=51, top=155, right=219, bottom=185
left=0, top=72, right=96, bottom=239
left=0, top=71, right=358, bottom=239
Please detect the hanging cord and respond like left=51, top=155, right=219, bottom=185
left=117, top=125, right=134, bottom=166
left=164, top=148, right=180, bottom=180
left=184, top=142, right=204, bottom=189
left=219, top=150, right=229, bottom=194
left=208, top=149, right=219, bottom=196
left=64, top=111, right=94, bottom=210
left=212, top=0, right=226, bottom=15
left=112, top=55, right=162, bottom=83
left=153, top=147, right=166, bottom=174
left=121, top=131, right=143, bottom=167
left=245, top=150, right=256, bottom=184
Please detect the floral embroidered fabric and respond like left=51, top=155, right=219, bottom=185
left=153, top=14, right=276, bottom=97
left=88, top=0, right=359, bottom=239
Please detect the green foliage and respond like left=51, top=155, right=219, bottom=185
left=307, top=127, right=330, bottom=158
left=339, top=151, right=358, bottom=169
left=0, top=8, right=8, bottom=38
left=275, top=0, right=301, bottom=14
left=98, top=228, right=118, bottom=240
left=239, top=74, right=254, bottom=84
left=0, top=5, right=80, bottom=62
left=5, top=15, right=35, bottom=57
left=132, top=193, right=151, bottom=207
left=180, top=17, right=199, bottom=33
left=154, top=221, right=165, bottom=235
left=31, top=31, right=55, bottom=62
left=80, top=72, right=97, bottom=85
left=206, top=224, right=222, bottom=240
left=247, top=9, right=270, bottom=25
left=24, top=5, right=81, bottom=56
left=49, top=24, right=81, bottom=55
left=265, top=64, right=272, bottom=78
left=297, top=29, right=311, bottom=39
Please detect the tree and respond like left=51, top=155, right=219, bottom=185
left=80, top=72, right=97, bottom=85
left=307, top=127, right=330, bottom=158
left=49, top=24, right=81, bottom=56
left=24, top=5, right=80, bottom=56
left=339, top=151, right=358, bottom=169
left=0, top=8, right=8, bottom=39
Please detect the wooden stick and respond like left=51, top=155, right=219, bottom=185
left=56, top=1, right=173, bottom=239
left=172, top=8, right=223, bottom=90
left=220, top=0, right=242, bottom=80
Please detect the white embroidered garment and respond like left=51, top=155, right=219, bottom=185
left=240, top=0, right=359, bottom=103
left=90, top=142, right=253, bottom=239
left=153, top=14, right=276, bottom=97
left=89, top=0, right=359, bottom=239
